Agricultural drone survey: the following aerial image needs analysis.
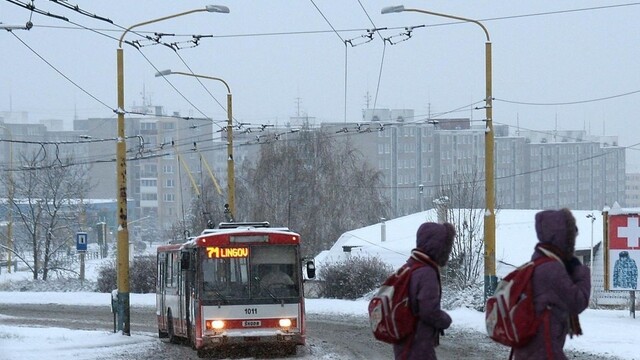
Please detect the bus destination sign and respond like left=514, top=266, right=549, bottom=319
left=206, top=246, right=249, bottom=259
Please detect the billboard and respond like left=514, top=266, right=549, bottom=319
left=605, top=212, right=640, bottom=291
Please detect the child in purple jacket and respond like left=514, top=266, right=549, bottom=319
left=393, top=222, right=455, bottom=360
left=512, top=208, right=591, bottom=360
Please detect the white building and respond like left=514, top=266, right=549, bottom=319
left=315, top=208, right=633, bottom=307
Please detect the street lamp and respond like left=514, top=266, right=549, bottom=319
left=0, top=125, right=13, bottom=273
left=587, top=213, right=596, bottom=303
left=382, top=5, right=496, bottom=299
left=155, top=69, right=235, bottom=221
left=115, top=5, right=229, bottom=336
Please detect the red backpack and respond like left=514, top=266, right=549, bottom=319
left=485, top=257, right=554, bottom=348
left=368, top=256, right=439, bottom=344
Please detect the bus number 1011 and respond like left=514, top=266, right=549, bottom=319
left=244, top=308, right=258, bottom=315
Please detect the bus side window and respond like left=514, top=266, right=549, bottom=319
left=164, top=254, right=172, bottom=288
left=157, top=255, right=164, bottom=290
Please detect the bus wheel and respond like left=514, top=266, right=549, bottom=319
left=158, top=329, right=168, bottom=339
left=167, top=310, right=178, bottom=344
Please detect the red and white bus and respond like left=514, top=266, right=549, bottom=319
left=156, top=222, right=315, bottom=357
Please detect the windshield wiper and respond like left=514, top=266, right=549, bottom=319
left=253, top=276, right=280, bottom=302
left=205, top=282, right=227, bottom=304
left=212, top=290, right=227, bottom=303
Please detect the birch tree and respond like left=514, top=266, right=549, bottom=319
left=2, top=151, right=90, bottom=280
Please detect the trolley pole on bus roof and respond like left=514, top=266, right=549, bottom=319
left=116, top=5, right=230, bottom=336
left=154, top=70, right=236, bottom=221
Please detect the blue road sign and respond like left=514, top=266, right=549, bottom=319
left=76, top=232, right=88, bottom=252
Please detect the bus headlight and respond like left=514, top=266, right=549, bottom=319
left=206, top=320, right=225, bottom=330
left=279, top=318, right=292, bottom=328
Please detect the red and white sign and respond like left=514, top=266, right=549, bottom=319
left=608, top=214, right=640, bottom=250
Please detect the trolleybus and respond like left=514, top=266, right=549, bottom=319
left=156, top=222, right=315, bottom=357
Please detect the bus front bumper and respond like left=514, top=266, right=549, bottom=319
left=197, top=331, right=305, bottom=350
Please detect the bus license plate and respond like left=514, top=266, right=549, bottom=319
left=243, top=320, right=261, bottom=327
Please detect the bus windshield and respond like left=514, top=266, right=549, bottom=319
left=200, top=244, right=299, bottom=301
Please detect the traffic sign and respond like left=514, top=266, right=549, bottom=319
left=76, top=232, right=88, bottom=252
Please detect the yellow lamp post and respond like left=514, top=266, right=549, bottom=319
left=115, top=5, right=229, bottom=335
left=155, top=70, right=235, bottom=221
left=382, top=5, right=496, bottom=298
left=0, top=125, right=13, bottom=273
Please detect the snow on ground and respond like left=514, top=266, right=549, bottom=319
left=0, top=324, right=157, bottom=360
left=1, top=246, right=640, bottom=359
left=1, top=291, right=639, bottom=360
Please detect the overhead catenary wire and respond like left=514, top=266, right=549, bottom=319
left=135, top=48, right=217, bottom=126
left=3, top=1, right=639, bottom=184
left=308, top=0, right=344, bottom=43
left=3, top=1, right=224, bottom=126
left=15, top=2, right=640, bottom=40
left=7, top=0, right=640, bottom=126
left=3, top=0, right=232, bottom=130
left=1, top=80, right=635, bottom=174
left=1, top=118, right=633, bottom=197
left=5, top=0, right=68, bottom=21
left=495, top=89, right=640, bottom=106
left=48, top=0, right=113, bottom=24
left=355, top=0, right=385, bottom=42
left=171, top=50, right=236, bottom=130
left=372, top=40, right=387, bottom=111
left=8, top=31, right=114, bottom=113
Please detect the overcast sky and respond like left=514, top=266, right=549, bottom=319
left=2, top=1, right=639, bottom=163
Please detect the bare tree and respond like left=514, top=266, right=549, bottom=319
left=436, top=167, right=486, bottom=289
left=2, top=151, right=90, bottom=280
left=237, top=130, right=390, bottom=256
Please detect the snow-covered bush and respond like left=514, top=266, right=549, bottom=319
left=319, top=256, right=392, bottom=300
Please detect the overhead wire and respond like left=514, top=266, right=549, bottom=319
left=308, top=0, right=348, bottom=122
left=6, top=1, right=639, bottom=38
left=3, top=1, right=639, bottom=186
left=495, top=89, right=640, bottom=106
left=18, top=2, right=640, bottom=39
left=8, top=31, right=114, bottom=113
left=373, top=41, right=387, bottom=110
left=8, top=0, right=639, bottom=125
left=4, top=0, right=228, bottom=130
left=48, top=0, right=113, bottom=24
left=356, top=0, right=385, bottom=42
left=2, top=115, right=633, bottom=196
left=5, top=0, right=68, bottom=21
left=135, top=48, right=214, bottom=125
left=308, top=0, right=344, bottom=43
left=171, top=51, right=231, bottom=130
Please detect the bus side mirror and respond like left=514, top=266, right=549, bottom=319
left=306, top=261, right=316, bottom=279
left=180, top=252, right=191, bottom=270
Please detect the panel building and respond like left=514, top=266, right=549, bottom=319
left=1, top=107, right=629, bottom=240
left=322, top=109, right=626, bottom=218
left=72, top=104, right=218, bottom=242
